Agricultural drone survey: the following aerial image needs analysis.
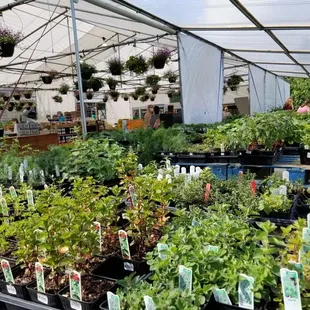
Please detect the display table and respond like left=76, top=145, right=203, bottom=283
left=2, top=133, right=59, bottom=151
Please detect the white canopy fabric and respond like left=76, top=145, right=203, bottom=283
left=126, top=0, right=310, bottom=78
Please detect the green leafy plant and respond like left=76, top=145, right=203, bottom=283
left=106, top=77, right=118, bottom=90
left=110, top=90, right=119, bottom=101
left=107, top=58, right=123, bottom=75
left=52, top=95, right=63, bottom=103
left=80, top=62, right=97, bottom=80
left=89, top=77, right=103, bottom=92
left=125, top=55, right=148, bottom=75
left=0, top=27, right=23, bottom=44
left=134, top=87, right=146, bottom=97
left=164, top=71, right=178, bottom=83
left=58, top=83, right=70, bottom=95
left=145, top=74, right=161, bottom=87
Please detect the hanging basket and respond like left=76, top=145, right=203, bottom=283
left=3, top=95, right=9, bottom=102
left=24, top=92, right=32, bottom=99
left=41, top=76, right=53, bottom=84
left=168, top=76, right=177, bottom=83
left=108, top=82, right=116, bottom=90
left=153, top=58, right=166, bottom=69
left=8, top=103, right=15, bottom=111
left=0, top=42, right=15, bottom=58
left=13, top=95, right=20, bottom=101
left=86, top=93, right=93, bottom=100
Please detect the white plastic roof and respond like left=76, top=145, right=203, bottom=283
left=125, top=0, right=310, bottom=78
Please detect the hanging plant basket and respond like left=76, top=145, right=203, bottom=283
left=125, top=55, right=148, bottom=75
left=135, top=87, right=146, bottom=97
left=123, top=95, right=129, bottom=101
left=24, top=92, right=32, bottom=99
left=80, top=62, right=97, bottom=80
left=107, top=58, right=123, bottom=76
left=151, top=48, right=171, bottom=69
left=52, top=95, right=63, bottom=103
left=106, top=77, right=118, bottom=90
left=0, top=27, right=22, bottom=58
left=8, top=103, right=15, bottom=111
left=110, top=90, right=119, bottom=101
left=140, top=94, right=149, bottom=102
left=102, top=95, right=108, bottom=103
left=59, top=83, right=70, bottom=95
left=0, top=42, right=15, bottom=58
left=89, top=77, right=103, bottom=92
left=86, top=91, right=93, bottom=100
left=15, top=104, right=23, bottom=112
left=131, top=93, right=138, bottom=100
left=41, top=75, right=53, bottom=84
left=2, top=95, right=9, bottom=102
left=150, top=95, right=156, bottom=102
left=151, top=86, right=159, bottom=94
left=74, top=80, right=89, bottom=93
left=167, top=91, right=174, bottom=98
left=168, top=76, right=177, bottom=83
left=13, top=94, right=20, bottom=101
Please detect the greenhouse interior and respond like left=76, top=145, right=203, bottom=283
left=1, top=0, right=310, bottom=309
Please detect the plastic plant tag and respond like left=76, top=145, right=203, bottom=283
left=35, top=262, right=45, bottom=293
left=55, top=165, right=60, bottom=177
left=7, top=166, right=12, bottom=181
left=189, top=165, right=195, bottom=175
left=181, top=167, right=186, bottom=174
left=192, top=218, right=201, bottom=227
left=144, top=296, right=156, bottom=310
left=128, top=185, right=136, bottom=206
left=157, top=243, right=168, bottom=259
left=206, top=245, right=219, bottom=252
left=271, top=188, right=280, bottom=196
left=250, top=181, right=256, bottom=196
left=37, top=293, right=48, bottom=304
left=178, top=265, right=192, bottom=293
left=280, top=268, right=302, bottom=310
left=279, top=185, right=287, bottom=196
left=118, top=230, right=131, bottom=260
left=238, top=171, right=243, bottom=181
left=213, top=288, right=232, bottom=305
left=174, top=166, right=180, bottom=177
left=23, top=159, right=28, bottom=169
left=107, top=292, right=121, bottom=310
left=302, top=227, right=310, bottom=244
left=204, top=183, right=211, bottom=201
left=27, top=190, right=34, bottom=208
left=157, top=174, right=163, bottom=181
left=193, top=172, right=200, bottom=180
left=220, top=143, right=225, bottom=153
left=283, top=170, right=290, bottom=182
left=69, top=271, right=82, bottom=301
left=137, top=163, right=143, bottom=170
left=19, top=164, right=24, bottom=183
left=158, top=169, right=163, bottom=176
left=165, top=174, right=172, bottom=184
left=308, top=214, right=310, bottom=229
left=9, top=186, right=17, bottom=199
left=93, top=221, right=102, bottom=252
left=1, top=198, right=9, bottom=223
left=40, top=170, right=45, bottom=183
left=1, top=259, right=14, bottom=283
left=185, top=174, right=192, bottom=185
left=238, top=274, right=254, bottom=309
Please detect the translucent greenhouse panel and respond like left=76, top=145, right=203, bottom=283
left=126, top=0, right=251, bottom=27
left=274, top=30, right=310, bottom=51
left=265, top=73, right=276, bottom=111
left=193, top=31, right=280, bottom=51
left=241, top=0, right=310, bottom=27
left=233, top=52, right=293, bottom=64
left=178, top=32, right=223, bottom=124
left=249, top=65, right=266, bottom=114
left=291, top=54, right=310, bottom=65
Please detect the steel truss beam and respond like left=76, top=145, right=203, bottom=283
left=229, top=0, right=310, bottom=77
left=184, top=25, right=310, bottom=31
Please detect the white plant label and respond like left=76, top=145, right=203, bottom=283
left=279, top=185, right=287, bottom=196
left=213, top=288, right=232, bottom=305
left=23, top=159, right=28, bottom=169
left=6, top=285, right=16, bottom=295
left=220, top=143, right=225, bottom=153
left=280, top=268, right=302, bottom=310
left=185, top=174, right=192, bottom=185
left=157, top=174, right=163, bottom=181
left=189, top=165, right=195, bottom=175
left=9, top=186, right=17, bottom=199
left=179, top=265, right=192, bottom=293
left=107, top=292, right=121, bottom=310
left=118, top=230, right=131, bottom=260
left=128, top=185, right=136, bottom=206
left=137, top=163, right=143, bottom=170
left=1, top=259, right=14, bottom=283
left=238, top=274, right=254, bottom=309
left=181, top=167, right=186, bottom=175
left=158, top=169, right=163, bottom=176
left=282, top=171, right=290, bottom=181
left=7, top=166, right=12, bottom=181
left=144, top=296, right=156, bottom=310
left=27, top=190, right=34, bottom=207
left=19, top=164, right=24, bottom=183
left=55, top=165, right=60, bottom=177
left=307, top=214, right=310, bottom=229
left=35, top=262, right=45, bottom=293
left=193, top=171, right=200, bottom=180
left=157, top=243, right=168, bottom=259
left=307, top=153, right=310, bottom=159
left=302, top=227, right=310, bottom=244
left=70, top=300, right=82, bottom=310
left=40, top=170, right=45, bottom=183
left=174, top=167, right=180, bottom=177
left=69, top=271, right=82, bottom=301
left=206, top=245, right=219, bottom=252
left=123, top=262, right=134, bottom=271
left=93, top=221, right=102, bottom=252
left=165, top=174, right=172, bottom=184
left=37, top=293, right=48, bottom=304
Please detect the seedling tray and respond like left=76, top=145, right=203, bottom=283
left=291, top=192, right=310, bottom=219
left=239, top=149, right=282, bottom=166
left=299, top=147, right=310, bottom=165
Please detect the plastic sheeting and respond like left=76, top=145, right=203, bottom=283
left=178, top=33, right=223, bottom=124
left=249, top=65, right=290, bottom=114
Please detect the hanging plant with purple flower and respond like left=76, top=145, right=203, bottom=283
left=0, top=27, right=23, bottom=58
left=150, top=48, right=171, bottom=69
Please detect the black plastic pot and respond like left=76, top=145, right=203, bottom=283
left=86, top=94, right=93, bottom=100
left=168, top=76, right=177, bottom=83
left=0, top=129, right=3, bottom=138
left=8, top=104, right=14, bottom=112
left=124, top=97, right=129, bottom=101
left=58, top=275, right=116, bottom=310
left=283, top=142, right=300, bottom=155
left=13, top=95, right=20, bottom=101
left=41, top=76, right=53, bottom=84
left=0, top=265, right=35, bottom=300
left=24, top=93, right=32, bottom=99
left=108, top=83, right=116, bottom=90
left=153, top=58, right=166, bottom=69
left=110, top=67, right=122, bottom=76
left=291, top=192, right=310, bottom=219
left=299, top=146, right=310, bottom=165
left=151, top=89, right=158, bottom=94
left=238, top=149, right=282, bottom=166
left=92, top=256, right=149, bottom=280
left=177, top=153, right=207, bottom=164
left=0, top=42, right=15, bottom=58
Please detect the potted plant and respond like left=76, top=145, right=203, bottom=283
left=58, top=83, right=70, bottom=95
left=89, top=77, right=103, bottom=92
left=150, top=48, right=171, bottom=69
left=52, top=95, right=63, bottom=103
left=15, top=103, right=24, bottom=112
left=86, top=91, right=93, bottom=100
left=74, top=80, right=89, bottom=93
left=140, top=94, right=149, bottom=102
left=80, top=62, right=97, bottom=80
left=107, top=58, right=123, bottom=76
left=110, top=90, right=119, bottom=101
left=123, top=94, right=129, bottom=101
left=106, top=77, right=118, bottom=90
left=125, top=55, right=148, bottom=75
left=167, top=90, right=174, bottom=98
left=23, top=90, right=32, bottom=99
left=2, top=93, right=9, bottom=102
left=150, top=94, right=156, bottom=102
left=151, top=85, right=159, bottom=94
left=8, top=102, right=15, bottom=111
left=102, top=95, right=108, bottom=103
left=134, top=87, right=146, bottom=98
left=227, top=75, right=243, bottom=91
left=145, top=74, right=161, bottom=87
left=0, top=27, right=22, bottom=57
left=131, top=93, right=138, bottom=100
left=164, top=71, right=178, bottom=83
left=13, top=92, right=21, bottom=101
left=41, top=71, right=57, bottom=84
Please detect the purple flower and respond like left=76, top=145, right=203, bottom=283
left=0, top=27, right=23, bottom=44
left=155, top=48, right=171, bottom=58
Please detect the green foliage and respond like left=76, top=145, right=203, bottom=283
left=286, top=77, right=310, bottom=107
left=145, top=74, right=161, bottom=86
left=125, top=55, right=148, bottom=75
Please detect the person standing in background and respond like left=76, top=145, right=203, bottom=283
left=283, top=97, right=294, bottom=110
left=297, top=100, right=310, bottom=114
left=144, top=105, right=153, bottom=128
left=150, top=105, right=161, bottom=129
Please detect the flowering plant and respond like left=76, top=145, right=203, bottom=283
left=0, top=27, right=23, bottom=44
left=153, top=48, right=171, bottom=60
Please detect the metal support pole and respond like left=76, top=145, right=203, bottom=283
left=70, top=0, right=87, bottom=137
